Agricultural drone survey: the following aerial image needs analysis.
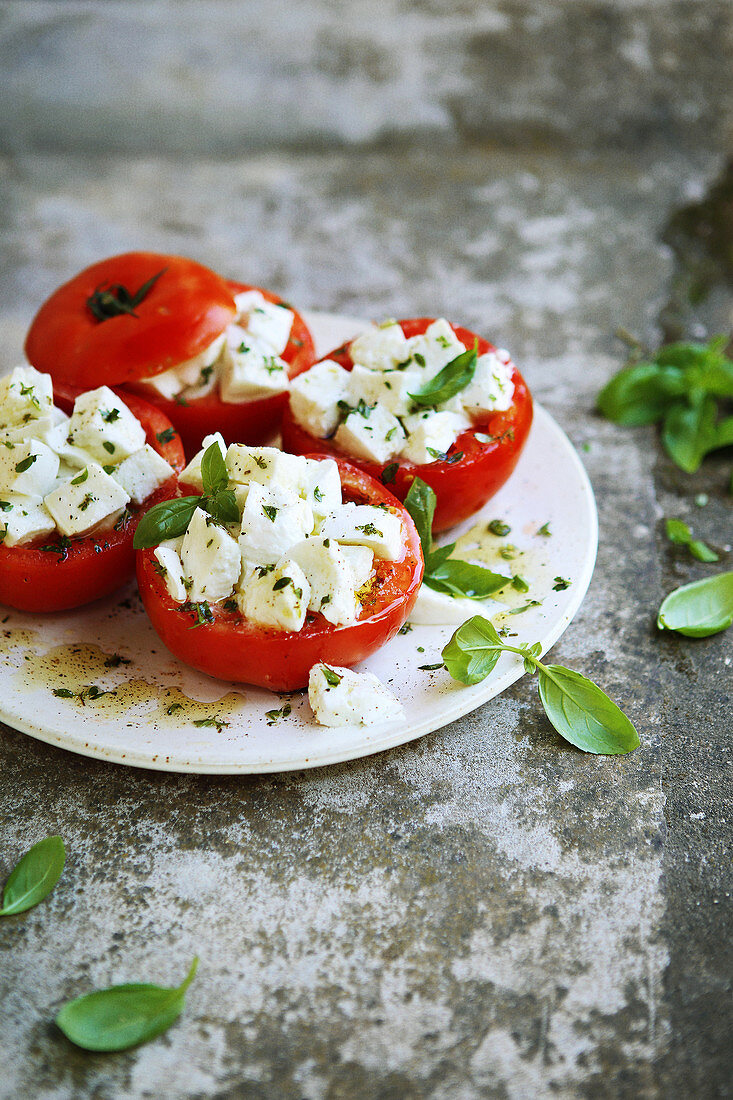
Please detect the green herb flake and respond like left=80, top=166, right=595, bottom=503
left=14, top=454, right=37, bottom=473
left=265, top=703, right=292, bottom=725
left=102, top=441, right=115, bottom=455
left=488, top=519, right=511, bottom=537
left=511, top=575, right=529, bottom=593
left=381, top=463, right=399, bottom=484
left=537, top=522, right=552, bottom=537
left=156, top=428, right=175, bottom=444
left=262, top=504, right=278, bottom=522
left=322, top=667, right=342, bottom=687
left=193, top=716, right=229, bottom=731
left=552, top=577, right=571, bottom=591
left=70, top=468, right=89, bottom=486
left=101, top=408, right=120, bottom=423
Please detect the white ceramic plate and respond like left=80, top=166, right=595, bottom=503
left=0, top=312, right=597, bottom=773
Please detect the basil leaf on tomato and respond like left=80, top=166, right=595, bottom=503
left=200, top=442, right=228, bottom=496
left=403, top=477, right=435, bottom=560
left=133, top=497, right=200, bottom=548
left=408, top=342, right=478, bottom=407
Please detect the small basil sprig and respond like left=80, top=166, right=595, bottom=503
left=442, top=617, right=639, bottom=755
left=597, top=335, right=733, bottom=474
left=408, top=341, right=478, bottom=407
left=1, top=835, right=65, bottom=916
left=86, top=268, right=166, bottom=322
left=134, top=443, right=238, bottom=548
left=657, top=570, right=733, bottom=637
left=404, top=478, right=510, bottom=599
left=664, top=518, right=719, bottom=563
left=56, top=957, right=199, bottom=1052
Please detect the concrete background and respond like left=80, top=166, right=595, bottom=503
left=0, top=3, right=731, bottom=1098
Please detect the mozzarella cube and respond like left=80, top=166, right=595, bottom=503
left=42, top=420, right=98, bottom=470
left=0, top=493, right=56, bottom=547
left=289, top=359, right=350, bottom=437
left=226, top=445, right=310, bottom=494
left=44, top=462, right=130, bottom=537
left=400, top=409, right=471, bottom=465
left=219, top=335, right=289, bottom=403
left=238, top=482, right=314, bottom=565
left=334, top=405, right=405, bottom=464
left=308, top=664, right=404, bottom=727
left=404, top=319, right=466, bottom=381
left=240, top=298, right=294, bottom=355
left=340, top=544, right=375, bottom=592
left=153, top=545, right=188, bottom=603
left=302, top=457, right=342, bottom=519
left=179, top=433, right=227, bottom=491
left=0, top=438, right=59, bottom=496
left=233, top=289, right=267, bottom=317
left=111, top=445, right=175, bottom=505
left=66, top=386, right=145, bottom=464
left=0, top=366, right=54, bottom=430
left=459, top=351, right=515, bottom=416
left=180, top=507, right=241, bottom=603
left=237, top=559, right=310, bottom=632
left=2, top=413, right=55, bottom=445
left=320, top=502, right=403, bottom=560
left=137, top=334, right=226, bottom=401
left=286, top=537, right=372, bottom=625
left=346, top=364, right=423, bottom=418
left=349, top=323, right=410, bottom=371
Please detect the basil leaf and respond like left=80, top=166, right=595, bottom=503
left=596, top=362, right=686, bottom=425
left=661, top=396, right=719, bottom=473
left=133, top=497, right=200, bottom=549
left=425, top=542, right=456, bottom=571
left=0, top=835, right=65, bottom=916
left=56, top=957, right=198, bottom=1052
left=425, top=560, right=509, bottom=599
left=714, top=414, right=733, bottom=448
left=408, top=342, right=478, bottom=407
left=441, top=615, right=504, bottom=685
left=205, top=489, right=239, bottom=526
left=200, top=442, right=228, bottom=496
left=665, top=518, right=718, bottom=562
left=536, top=665, right=640, bottom=755
left=657, top=571, right=733, bottom=637
left=403, top=477, right=435, bottom=559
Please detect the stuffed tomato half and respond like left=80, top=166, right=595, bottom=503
left=0, top=366, right=184, bottom=611
left=135, top=440, right=423, bottom=691
left=281, top=318, right=533, bottom=531
left=25, top=253, right=316, bottom=457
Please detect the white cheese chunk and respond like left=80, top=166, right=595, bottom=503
left=320, top=502, right=403, bottom=560
left=400, top=409, right=471, bottom=465
left=340, top=544, right=375, bottom=592
left=42, top=420, right=98, bottom=470
left=233, top=289, right=268, bottom=317
left=153, top=545, right=188, bottom=603
left=111, top=445, right=175, bottom=505
left=411, top=584, right=503, bottom=625
left=0, top=438, right=60, bottom=496
left=349, top=323, right=410, bottom=371
left=226, top=445, right=310, bottom=494
left=237, top=559, right=310, bottom=632
left=2, top=413, right=55, bottom=445
left=289, top=359, right=350, bottom=437
left=346, top=364, right=423, bottom=418
left=180, top=507, right=241, bottom=603
left=302, top=457, right=342, bottom=520
left=137, top=334, right=226, bottom=400
left=334, top=405, right=405, bottom=465
left=238, top=482, right=314, bottom=565
left=459, top=351, right=515, bottom=416
left=0, top=365, right=54, bottom=430
left=285, top=537, right=372, bottom=625
left=219, top=333, right=289, bottom=403
left=44, top=462, right=130, bottom=537
left=66, top=386, right=145, bottom=464
left=308, top=663, right=404, bottom=727
left=179, top=433, right=227, bottom=490
left=404, top=319, right=466, bottom=381
left=240, top=299, right=294, bottom=356
left=0, top=493, right=56, bottom=547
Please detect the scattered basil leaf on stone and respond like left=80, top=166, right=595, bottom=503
left=0, top=835, right=65, bottom=916
left=56, top=957, right=198, bottom=1052
left=657, top=571, right=733, bottom=637
left=665, top=518, right=719, bottom=562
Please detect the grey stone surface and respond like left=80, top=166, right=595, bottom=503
left=0, top=0, right=732, bottom=157
left=0, top=146, right=730, bottom=1098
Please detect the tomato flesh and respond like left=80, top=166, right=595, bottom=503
left=0, top=387, right=184, bottom=612
left=124, top=281, right=316, bottom=458
left=25, top=252, right=236, bottom=389
left=280, top=318, right=533, bottom=531
left=136, top=458, right=423, bottom=691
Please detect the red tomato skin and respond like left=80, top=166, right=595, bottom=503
left=24, top=252, right=237, bottom=389
left=0, top=387, right=184, bottom=613
left=136, top=459, right=424, bottom=691
left=124, top=282, right=316, bottom=457
left=280, top=318, right=534, bottom=532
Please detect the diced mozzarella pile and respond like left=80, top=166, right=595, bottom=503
left=308, top=663, right=405, bottom=726
left=290, top=318, right=516, bottom=465
left=158, top=443, right=404, bottom=634
left=0, top=366, right=174, bottom=547
left=137, top=289, right=295, bottom=406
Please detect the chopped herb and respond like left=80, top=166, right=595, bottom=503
left=436, top=335, right=452, bottom=348
left=223, top=598, right=238, bottom=612
left=418, top=663, right=444, bottom=671
left=193, top=716, right=229, bottom=732
left=103, top=441, right=115, bottom=455
left=320, top=594, right=332, bottom=607
left=385, top=426, right=398, bottom=441
left=499, top=544, right=518, bottom=561
left=265, top=703, right=291, bottom=725
left=323, top=538, right=330, bottom=548
left=153, top=560, right=168, bottom=578
left=15, top=454, right=37, bottom=473
left=262, top=504, right=278, bottom=522
left=508, top=600, right=542, bottom=615
left=488, top=519, right=511, bottom=537
left=0, top=501, right=11, bottom=512
left=199, top=365, right=214, bottom=384
left=511, top=575, right=529, bottom=593
left=114, top=508, right=131, bottom=531
left=553, top=577, right=571, bottom=591
left=273, top=575, right=299, bottom=594
left=78, top=493, right=94, bottom=512
left=413, top=352, right=426, bottom=367
left=174, top=395, right=189, bottom=407
left=255, top=564, right=276, bottom=578
left=167, top=703, right=183, bottom=715
left=184, top=601, right=213, bottom=627
left=156, top=428, right=175, bottom=444
left=103, top=654, right=130, bottom=668
left=253, top=456, right=268, bottom=470
left=356, top=522, right=382, bottom=537
left=398, top=622, right=412, bottom=634
left=40, top=536, right=72, bottom=559
left=381, top=463, right=398, bottom=484
left=322, top=667, right=342, bottom=687
left=238, top=342, right=250, bottom=354
left=313, top=485, right=323, bottom=502
left=102, top=464, right=116, bottom=474
left=52, top=688, right=75, bottom=699
left=70, top=468, right=89, bottom=486
left=263, top=357, right=284, bottom=375
left=537, top=522, right=552, bottom=537
left=101, top=408, right=120, bottom=423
